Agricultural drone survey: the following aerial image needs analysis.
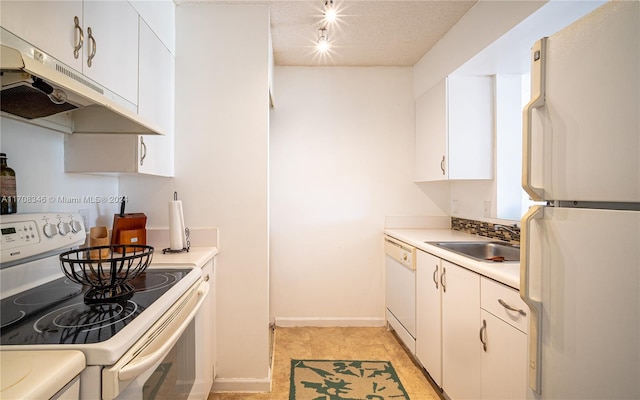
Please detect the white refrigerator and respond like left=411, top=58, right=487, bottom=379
left=520, top=1, right=639, bottom=399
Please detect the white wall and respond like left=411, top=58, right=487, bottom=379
left=413, top=1, right=546, bottom=97
left=413, top=1, right=547, bottom=223
left=0, top=117, right=119, bottom=225
left=119, top=4, right=271, bottom=391
left=270, top=67, right=447, bottom=325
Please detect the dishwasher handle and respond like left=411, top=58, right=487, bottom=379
left=384, top=236, right=416, bottom=270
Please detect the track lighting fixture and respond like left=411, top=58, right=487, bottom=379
left=317, top=27, right=329, bottom=53
left=323, top=0, right=337, bottom=23
left=314, top=0, right=341, bottom=54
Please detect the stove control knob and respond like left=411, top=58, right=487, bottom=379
left=58, top=221, right=71, bottom=236
left=70, top=220, right=83, bottom=233
left=43, top=223, right=58, bottom=238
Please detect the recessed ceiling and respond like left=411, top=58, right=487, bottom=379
left=183, top=1, right=478, bottom=66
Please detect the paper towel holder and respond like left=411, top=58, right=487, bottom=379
left=162, top=191, right=191, bottom=254
left=162, top=227, right=190, bottom=254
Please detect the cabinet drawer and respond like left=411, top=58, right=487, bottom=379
left=481, top=277, right=528, bottom=333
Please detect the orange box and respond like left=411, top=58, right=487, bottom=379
left=111, top=213, right=147, bottom=246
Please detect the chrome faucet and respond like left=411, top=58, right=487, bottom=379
left=494, top=224, right=520, bottom=240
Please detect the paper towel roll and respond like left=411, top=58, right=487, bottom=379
left=169, top=200, right=185, bottom=250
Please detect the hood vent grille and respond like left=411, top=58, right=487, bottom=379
left=55, top=64, right=103, bottom=95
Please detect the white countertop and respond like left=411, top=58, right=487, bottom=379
left=384, top=228, right=521, bottom=289
left=148, top=246, right=218, bottom=268
left=0, top=350, right=85, bottom=400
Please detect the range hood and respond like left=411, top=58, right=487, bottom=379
left=0, top=43, right=163, bottom=135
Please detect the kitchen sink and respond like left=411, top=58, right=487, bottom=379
left=426, top=241, right=520, bottom=262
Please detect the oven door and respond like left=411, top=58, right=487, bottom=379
left=102, top=280, right=209, bottom=400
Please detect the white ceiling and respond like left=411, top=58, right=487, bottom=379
left=183, top=0, right=478, bottom=66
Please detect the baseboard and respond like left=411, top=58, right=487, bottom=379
left=274, top=317, right=386, bottom=327
left=211, top=377, right=272, bottom=393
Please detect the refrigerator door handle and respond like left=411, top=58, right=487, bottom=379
left=522, top=38, right=547, bottom=202
left=520, top=205, right=544, bottom=394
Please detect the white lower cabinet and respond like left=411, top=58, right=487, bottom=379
left=416, top=251, right=443, bottom=387
left=480, top=277, right=528, bottom=400
left=415, top=252, right=529, bottom=400
left=200, top=259, right=216, bottom=394
left=480, top=310, right=527, bottom=400
left=441, top=261, right=481, bottom=400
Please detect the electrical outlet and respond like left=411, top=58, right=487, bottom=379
left=451, top=200, right=459, bottom=215
left=483, top=201, right=491, bottom=218
left=78, top=208, right=90, bottom=230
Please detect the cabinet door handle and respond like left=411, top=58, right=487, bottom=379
left=140, top=137, right=147, bottom=166
left=87, top=27, right=97, bottom=67
left=498, top=299, right=527, bottom=316
left=440, top=155, right=446, bottom=175
left=440, top=266, right=446, bottom=293
left=432, top=264, right=439, bottom=289
left=73, top=16, right=84, bottom=59
left=479, top=319, right=487, bottom=352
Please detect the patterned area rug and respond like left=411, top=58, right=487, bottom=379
left=289, top=359, right=410, bottom=400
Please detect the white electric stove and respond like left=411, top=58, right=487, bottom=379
left=0, top=213, right=208, bottom=400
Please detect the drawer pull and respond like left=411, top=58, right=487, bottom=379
left=432, top=264, right=439, bottom=289
left=498, top=299, right=527, bottom=316
left=479, top=319, right=487, bottom=352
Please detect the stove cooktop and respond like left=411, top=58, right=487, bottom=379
left=0, top=269, right=189, bottom=346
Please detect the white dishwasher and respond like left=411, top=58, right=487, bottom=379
left=384, top=235, right=416, bottom=354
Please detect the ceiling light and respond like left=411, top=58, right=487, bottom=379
left=323, top=0, right=337, bottom=23
left=317, top=27, right=329, bottom=53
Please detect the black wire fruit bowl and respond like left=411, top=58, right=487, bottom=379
left=60, top=245, right=154, bottom=303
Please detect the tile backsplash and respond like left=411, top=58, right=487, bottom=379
left=451, top=217, right=520, bottom=244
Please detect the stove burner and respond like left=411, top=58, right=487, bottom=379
left=15, top=286, right=83, bottom=306
left=133, top=272, right=178, bottom=293
left=85, top=283, right=135, bottom=304
left=1, top=281, right=83, bottom=328
left=0, top=310, right=25, bottom=329
left=35, top=301, right=138, bottom=333
left=77, top=271, right=179, bottom=304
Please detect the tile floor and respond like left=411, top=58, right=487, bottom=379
left=207, top=326, right=441, bottom=400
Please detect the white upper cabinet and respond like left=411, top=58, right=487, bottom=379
left=415, top=79, right=447, bottom=182
left=82, top=1, right=139, bottom=106
left=136, top=18, right=175, bottom=176
left=1, top=0, right=139, bottom=107
left=0, top=1, right=83, bottom=71
left=415, top=75, right=494, bottom=182
left=64, top=16, right=175, bottom=177
left=129, top=0, right=175, bottom=54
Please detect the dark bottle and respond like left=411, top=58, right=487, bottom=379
left=1, top=153, right=17, bottom=214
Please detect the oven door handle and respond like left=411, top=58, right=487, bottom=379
left=105, top=281, right=209, bottom=388
left=118, top=281, right=209, bottom=381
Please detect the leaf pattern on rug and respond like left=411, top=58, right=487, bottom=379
left=290, top=360, right=410, bottom=400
